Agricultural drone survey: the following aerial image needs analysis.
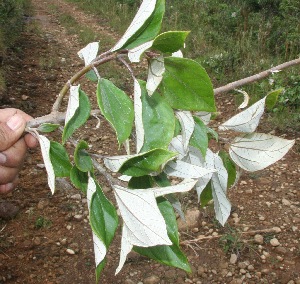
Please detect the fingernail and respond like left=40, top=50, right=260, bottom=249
left=0, top=153, right=6, bottom=164
left=6, top=114, right=23, bottom=131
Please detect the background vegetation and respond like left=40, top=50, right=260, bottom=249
left=0, top=0, right=30, bottom=93
left=66, top=0, right=300, bottom=131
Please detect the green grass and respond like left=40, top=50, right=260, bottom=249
left=63, top=0, right=300, bottom=131
left=35, top=216, right=52, bottom=229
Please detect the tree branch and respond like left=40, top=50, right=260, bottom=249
left=214, top=58, right=300, bottom=95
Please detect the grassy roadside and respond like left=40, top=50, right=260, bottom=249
left=64, top=0, right=300, bottom=131
left=0, top=0, right=32, bottom=94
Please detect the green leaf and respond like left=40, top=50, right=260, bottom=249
left=139, top=80, right=175, bottom=152
left=190, top=116, right=208, bottom=157
left=62, top=89, right=91, bottom=144
left=90, top=179, right=119, bottom=246
left=162, top=57, right=216, bottom=111
left=152, top=31, right=190, bottom=53
left=134, top=197, right=191, bottom=272
left=74, top=140, right=93, bottom=172
left=219, top=151, right=236, bottom=188
left=97, top=78, right=134, bottom=146
left=153, top=172, right=171, bottom=187
left=95, top=259, right=106, bottom=284
left=266, top=88, right=284, bottom=110
left=116, top=0, right=165, bottom=51
left=86, top=69, right=98, bottom=82
left=119, top=148, right=177, bottom=177
left=128, top=175, right=154, bottom=189
left=37, top=123, right=60, bottom=133
left=174, top=117, right=182, bottom=136
left=49, top=141, right=72, bottom=177
left=70, top=166, right=88, bottom=194
left=200, top=182, right=213, bottom=207
left=206, top=126, right=218, bottom=141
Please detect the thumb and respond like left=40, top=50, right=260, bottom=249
left=0, top=113, right=27, bottom=152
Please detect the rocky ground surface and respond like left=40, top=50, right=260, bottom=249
left=0, top=0, right=299, bottom=283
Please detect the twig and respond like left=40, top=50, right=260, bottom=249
left=26, top=109, right=101, bottom=129
left=180, top=227, right=281, bottom=246
left=214, top=58, right=300, bottom=95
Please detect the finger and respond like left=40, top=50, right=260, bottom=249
left=0, top=139, right=27, bottom=168
left=0, top=164, right=19, bottom=185
left=0, top=178, right=18, bottom=194
left=24, top=133, right=38, bottom=148
left=0, top=113, right=27, bottom=151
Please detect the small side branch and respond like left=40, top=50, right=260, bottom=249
left=214, top=58, right=300, bottom=95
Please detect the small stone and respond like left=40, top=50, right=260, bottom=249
left=282, top=198, right=291, bottom=206
left=197, top=266, right=205, bottom=276
left=270, top=238, right=280, bottom=247
left=124, top=279, right=135, bottom=284
left=143, top=275, right=160, bottom=284
left=33, top=237, right=41, bottom=246
left=74, top=214, right=83, bottom=221
left=240, top=269, right=247, bottom=274
left=22, top=95, right=29, bottom=100
left=66, top=248, right=75, bottom=255
left=275, top=246, right=287, bottom=254
left=230, top=253, right=238, bottom=264
left=66, top=225, right=72, bottom=230
left=70, top=194, right=82, bottom=200
left=247, top=265, right=254, bottom=271
left=177, top=209, right=200, bottom=229
left=240, top=181, right=247, bottom=185
left=238, top=262, right=247, bottom=269
left=254, top=234, right=264, bottom=244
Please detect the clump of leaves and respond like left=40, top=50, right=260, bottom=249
left=25, top=0, right=296, bottom=282
left=35, top=216, right=52, bottom=229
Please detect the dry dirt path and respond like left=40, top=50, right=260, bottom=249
left=0, top=0, right=299, bottom=283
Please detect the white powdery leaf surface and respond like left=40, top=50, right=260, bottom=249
left=146, top=55, right=165, bottom=96
left=128, top=41, right=153, bottom=63
left=111, top=0, right=157, bottom=52
left=183, top=147, right=215, bottom=200
left=219, top=96, right=266, bottom=133
left=65, top=85, right=80, bottom=125
left=195, top=111, right=211, bottom=125
left=169, top=135, right=186, bottom=159
left=38, top=135, right=55, bottom=194
left=172, top=50, right=183, bottom=58
left=164, top=160, right=215, bottom=179
left=104, top=154, right=135, bottom=172
left=211, top=153, right=231, bottom=226
left=176, top=111, right=195, bottom=152
left=87, top=176, right=107, bottom=267
left=134, top=79, right=144, bottom=153
left=77, top=42, right=99, bottom=66
left=235, top=89, right=250, bottom=109
left=114, top=179, right=197, bottom=274
left=229, top=133, right=295, bottom=172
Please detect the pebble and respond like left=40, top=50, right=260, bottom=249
left=143, top=275, right=160, bottom=284
left=70, top=194, right=82, bottom=200
left=177, top=209, right=200, bottom=229
left=254, top=234, right=264, bottom=244
left=124, top=279, right=135, bottom=284
left=270, top=238, right=280, bottom=247
left=74, top=214, right=83, bottom=221
left=66, top=248, right=75, bottom=255
left=282, top=198, right=291, bottom=206
left=230, top=254, right=238, bottom=264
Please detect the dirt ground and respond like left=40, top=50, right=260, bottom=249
left=0, top=0, right=299, bottom=283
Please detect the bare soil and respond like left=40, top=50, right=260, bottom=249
left=0, top=0, right=299, bottom=283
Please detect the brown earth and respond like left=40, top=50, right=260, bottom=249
left=0, top=0, right=299, bottom=283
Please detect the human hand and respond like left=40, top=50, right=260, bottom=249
left=0, top=108, right=37, bottom=194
